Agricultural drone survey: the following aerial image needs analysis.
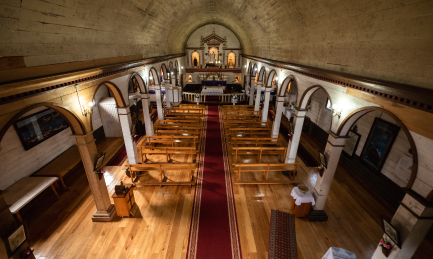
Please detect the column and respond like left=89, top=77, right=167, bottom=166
left=164, top=79, right=171, bottom=108
left=118, top=106, right=139, bottom=164
left=261, top=87, right=272, bottom=122
left=254, top=80, right=263, bottom=111
left=170, top=73, right=177, bottom=106
left=141, top=93, right=154, bottom=136
left=270, top=96, right=285, bottom=138
left=285, top=108, right=307, bottom=163
left=249, top=82, right=255, bottom=105
left=309, top=133, right=346, bottom=221
left=155, top=84, right=164, bottom=120
left=74, top=133, right=116, bottom=222
left=371, top=192, right=433, bottom=259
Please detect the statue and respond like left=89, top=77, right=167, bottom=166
left=210, top=52, right=215, bottom=63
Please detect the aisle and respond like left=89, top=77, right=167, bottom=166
left=187, top=105, right=241, bottom=259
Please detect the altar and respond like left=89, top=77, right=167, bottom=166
left=202, top=80, right=227, bottom=86
left=201, top=86, right=224, bottom=96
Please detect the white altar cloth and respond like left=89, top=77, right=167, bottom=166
left=290, top=187, right=315, bottom=206
left=201, top=87, right=224, bottom=96
left=322, top=247, right=357, bottom=259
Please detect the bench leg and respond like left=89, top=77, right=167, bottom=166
left=14, top=211, right=23, bottom=223
left=59, top=177, right=67, bottom=189
left=51, top=184, right=60, bottom=200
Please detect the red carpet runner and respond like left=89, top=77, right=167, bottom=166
left=187, top=106, right=242, bottom=259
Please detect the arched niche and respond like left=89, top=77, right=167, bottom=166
left=0, top=103, right=86, bottom=145
left=93, top=81, right=127, bottom=108
left=228, top=52, right=236, bottom=67
left=336, top=106, right=419, bottom=191
left=192, top=52, right=200, bottom=67
left=129, top=73, right=148, bottom=94
left=251, top=63, right=258, bottom=77
left=247, top=62, right=252, bottom=74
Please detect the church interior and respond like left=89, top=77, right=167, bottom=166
left=0, top=1, right=433, bottom=259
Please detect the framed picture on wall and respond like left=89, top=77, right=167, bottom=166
left=3, top=224, right=27, bottom=257
left=360, top=118, right=400, bottom=172
left=343, top=130, right=361, bottom=157
left=382, top=218, right=400, bottom=247
left=13, top=109, right=70, bottom=151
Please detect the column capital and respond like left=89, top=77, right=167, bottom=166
left=264, top=87, right=272, bottom=92
left=141, top=93, right=149, bottom=99
left=326, top=132, right=347, bottom=146
left=277, top=96, right=285, bottom=102
left=118, top=106, right=131, bottom=115
left=294, top=109, right=307, bottom=117
left=155, top=84, right=161, bottom=90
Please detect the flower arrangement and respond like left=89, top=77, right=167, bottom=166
left=317, top=165, right=324, bottom=176
left=195, top=94, right=200, bottom=98
left=96, top=169, right=106, bottom=175
left=380, top=239, right=391, bottom=250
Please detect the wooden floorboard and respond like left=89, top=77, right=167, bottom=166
left=14, top=112, right=432, bottom=259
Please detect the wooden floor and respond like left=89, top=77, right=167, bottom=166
left=17, top=114, right=432, bottom=259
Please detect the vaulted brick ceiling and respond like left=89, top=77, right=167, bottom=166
left=1, top=0, right=432, bottom=89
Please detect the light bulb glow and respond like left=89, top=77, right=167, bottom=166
left=88, top=101, right=94, bottom=108
left=332, top=104, right=339, bottom=110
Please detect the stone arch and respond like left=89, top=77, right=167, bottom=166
left=336, top=106, right=419, bottom=190
left=175, top=60, right=178, bottom=70
left=298, top=85, right=332, bottom=109
left=161, top=63, right=169, bottom=80
left=169, top=61, right=173, bottom=69
left=258, top=66, right=266, bottom=82
left=277, top=76, right=296, bottom=97
left=93, top=81, right=127, bottom=108
left=251, top=63, right=258, bottom=77
left=247, top=62, right=252, bottom=74
left=128, top=73, right=148, bottom=94
left=266, top=69, right=277, bottom=87
left=149, top=67, right=161, bottom=85
left=0, top=103, right=87, bottom=145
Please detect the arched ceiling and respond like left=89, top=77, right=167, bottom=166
left=1, top=0, right=432, bottom=89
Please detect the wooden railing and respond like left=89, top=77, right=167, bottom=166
left=182, top=92, right=246, bottom=103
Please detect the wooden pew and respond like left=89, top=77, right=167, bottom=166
left=155, top=126, right=202, bottom=136
left=33, top=145, right=81, bottom=188
left=165, top=113, right=204, bottom=119
left=165, top=108, right=204, bottom=114
left=126, top=163, right=196, bottom=186
left=142, top=136, right=200, bottom=147
left=231, top=137, right=282, bottom=147
left=227, top=127, right=271, bottom=141
left=2, top=176, right=60, bottom=222
left=222, top=105, right=255, bottom=110
left=232, top=163, right=301, bottom=184
left=224, top=121, right=272, bottom=129
left=232, top=147, right=287, bottom=163
left=223, top=114, right=261, bottom=121
left=138, top=146, right=198, bottom=163
left=179, top=104, right=205, bottom=109
left=156, top=119, right=202, bottom=126
left=222, top=110, right=261, bottom=115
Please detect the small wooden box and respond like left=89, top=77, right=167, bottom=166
left=112, top=187, right=135, bottom=217
left=291, top=199, right=312, bottom=218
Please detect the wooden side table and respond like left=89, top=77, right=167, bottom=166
left=112, top=187, right=135, bottom=217
left=291, top=199, right=312, bottom=218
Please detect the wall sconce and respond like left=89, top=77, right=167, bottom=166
left=332, top=104, right=342, bottom=118
left=82, top=101, right=94, bottom=117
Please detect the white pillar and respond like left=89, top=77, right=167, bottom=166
left=74, top=133, right=116, bottom=221
left=164, top=79, right=171, bottom=108
left=261, top=87, right=272, bottom=122
left=141, top=93, right=154, bottom=136
left=118, top=106, right=139, bottom=164
left=285, top=109, right=307, bottom=163
left=371, top=193, right=433, bottom=259
left=155, top=84, right=164, bottom=120
left=249, top=83, right=255, bottom=106
left=271, top=96, right=285, bottom=138
left=309, top=133, right=346, bottom=221
left=254, top=80, right=262, bottom=111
